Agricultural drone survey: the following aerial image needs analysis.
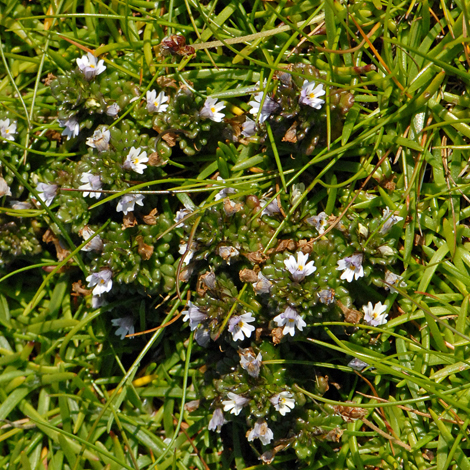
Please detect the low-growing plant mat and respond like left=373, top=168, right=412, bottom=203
left=1, top=0, right=470, bottom=469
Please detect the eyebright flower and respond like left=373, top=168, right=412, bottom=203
left=348, top=358, right=369, bottom=371
left=222, top=392, right=249, bottom=416
left=111, top=316, right=134, bottom=340
left=377, top=245, right=395, bottom=257
left=239, top=348, right=262, bottom=378
left=79, top=172, right=102, bottom=199
left=218, top=245, right=239, bottom=265
left=200, top=97, right=225, bottom=122
left=358, top=223, right=369, bottom=238
left=11, top=201, right=32, bottom=210
left=261, top=198, right=281, bottom=216
left=86, top=268, right=113, bottom=296
left=214, top=177, right=236, bottom=201
left=116, top=194, right=145, bottom=215
left=194, top=328, right=211, bottom=348
left=179, top=241, right=197, bottom=265
left=363, top=301, right=388, bottom=326
left=270, top=391, right=295, bottom=416
left=336, top=253, right=364, bottom=282
left=106, top=103, right=120, bottom=117
left=383, top=270, right=405, bottom=293
left=0, top=177, right=11, bottom=197
left=79, top=226, right=103, bottom=252
left=146, top=90, right=169, bottom=113
left=208, top=408, right=226, bottom=433
left=284, top=252, right=316, bottom=282
left=92, top=295, right=106, bottom=309
left=253, top=272, right=272, bottom=294
left=182, top=301, right=207, bottom=331
left=246, top=420, right=274, bottom=445
left=299, top=80, right=326, bottom=109
left=241, top=117, right=257, bottom=137
left=228, top=312, right=256, bottom=341
left=59, top=117, right=79, bottom=140
left=86, top=128, right=111, bottom=152
left=318, top=288, right=335, bottom=305
left=76, top=52, right=106, bottom=80
left=175, top=205, right=193, bottom=226
left=36, top=182, right=58, bottom=207
left=273, top=307, right=306, bottom=337
left=123, top=147, right=149, bottom=174
left=248, top=92, right=279, bottom=123
left=380, top=207, right=404, bottom=233
left=0, top=118, right=17, bottom=141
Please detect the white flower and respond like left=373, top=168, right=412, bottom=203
left=208, top=408, right=226, bottom=433
left=79, top=172, right=102, bottom=198
left=218, top=245, right=239, bottom=265
left=111, top=316, right=134, bottom=340
left=306, top=212, right=328, bottom=234
left=11, top=201, right=32, bottom=210
left=363, top=301, right=388, bottom=326
left=86, top=268, right=113, bottom=296
left=284, top=252, right=316, bottom=282
left=123, top=147, right=148, bottom=174
left=106, top=103, right=120, bottom=117
left=228, top=312, right=256, bottom=341
left=0, top=177, right=11, bottom=197
left=0, top=118, right=17, bottom=141
left=239, top=348, right=262, bottom=378
left=273, top=307, right=306, bottom=337
left=380, top=207, right=404, bottom=233
left=247, top=420, right=273, bottom=445
left=241, top=117, right=257, bottom=137
left=175, top=206, right=193, bottom=226
left=200, top=97, right=225, bottom=122
left=299, top=80, right=326, bottom=109
left=270, top=391, right=295, bottom=416
left=116, top=194, right=145, bottom=215
left=214, top=176, right=236, bottom=201
left=318, top=288, right=335, bottom=305
left=179, top=242, right=197, bottom=266
left=181, top=301, right=207, bottom=331
left=253, top=272, right=272, bottom=294
left=383, top=270, right=405, bottom=293
left=261, top=198, right=281, bottom=216
left=146, top=90, right=169, bottom=113
left=348, top=358, right=369, bottom=371
left=377, top=245, right=395, bottom=257
left=358, top=223, right=369, bottom=238
left=79, top=226, right=103, bottom=252
left=36, top=182, right=58, bottom=207
left=222, top=392, right=249, bottom=416
left=194, top=328, right=211, bottom=348
left=59, top=117, right=79, bottom=140
left=336, top=253, right=364, bottom=282
left=76, top=52, right=106, bottom=80
left=92, top=295, right=106, bottom=309
left=248, top=92, right=279, bottom=123
left=290, top=183, right=304, bottom=205
left=86, top=128, right=110, bottom=152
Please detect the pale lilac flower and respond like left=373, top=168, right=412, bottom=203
left=318, top=288, right=335, bottom=305
left=380, top=207, right=404, bottom=233
left=0, top=177, right=11, bottom=197
left=92, top=295, right=106, bottom=309
left=0, top=118, right=17, bottom=141
left=123, top=147, right=148, bottom=174
left=86, top=268, right=113, bottom=296
left=106, top=103, right=120, bottom=117
left=241, top=117, right=257, bottom=137
left=208, top=409, right=226, bottom=433
left=116, top=194, right=145, bottom=215
left=36, top=182, right=58, bottom=207
left=383, top=270, right=405, bottom=293
left=261, top=198, right=281, bottom=216
left=218, top=245, right=239, bottom=265
left=200, top=97, right=225, bottom=122
left=363, top=301, right=388, bottom=326
left=79, top=226, right=103, bottom=252
left=336, top=253, right=364, bottom=282
left=253, top=272, right=272, bottom=294
left=284, top=252, right=316, bottom=282
left=76, top=52, right=106, bottom=80
left=59, top=117, right=79, bottom=140
left=270, top=391, right=295, bottom=416
left=228, top=312, right=256, bottom=341
left=194, top=328, right=210, bottom=348
left=348, top=358, right=369, bottom=371
left=248, top=92, right=279, bottom=123
left=222, top=392, right=249, bottom=416
left=306, top=212, right=328, bottom=234
left=182, top=301, right=207, bottom=331
left=146, top=90, right=169, bottom=113
left=111, top=316, right=134, bottom=340
left=10, top=201, right=32, bottom=210
left=299, top=80, right=326, bottom=109
left=175, top=206, right=193, bottom=226
left=86, top=128, right=110, bottom=152
left=273, top=307, right=306, bottom=337
left=247, top=420, right=273, bottom=445
left=79, top=172, right=102, bottom=199
left=239, top=348, right=262, bottom=378
left=214, top=177, right=236, bottom=201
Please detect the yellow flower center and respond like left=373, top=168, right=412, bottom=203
left=288, top=318, right=295, bottom=324
left=100, top=279, right=105, bottom=284
left=239, top=321, right=244, bottom=328
left=211, top=107, right=216, bottom=113
left=309, top=92, right=315, bottom=99
left=154, top=100, right=159, bottom=107
left=90, top=64, right=95, bottom=69
left=5, top=130, right=8, bottom=134
left=298, top=265, right=304, bottom=270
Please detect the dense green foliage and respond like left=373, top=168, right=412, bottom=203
left=1, top=0, right=470, bottom=469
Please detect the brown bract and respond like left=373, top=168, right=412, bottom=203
left=122, top=212, right=137, bottom=229
left=239, top=268, right=258, bottom=283
left=136, top=235, right=154, bottom=260
left=142, top=208, right=158, bottom=225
